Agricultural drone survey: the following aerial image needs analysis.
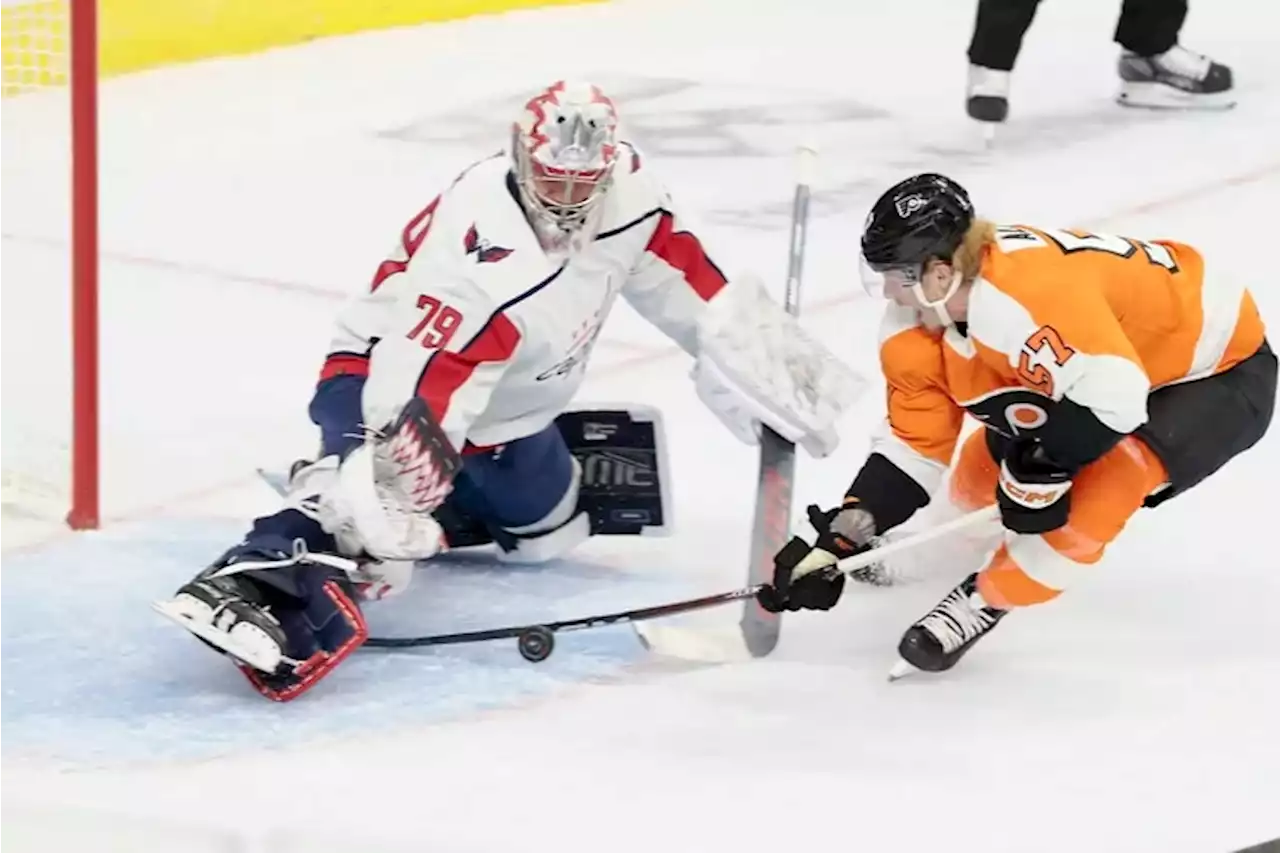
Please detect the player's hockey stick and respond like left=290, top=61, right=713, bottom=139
left=363, top=506, right=1000, bottom=664
left=739, top=145, right=818, bottom=657
left=633, top=505, right=1001, bottom=663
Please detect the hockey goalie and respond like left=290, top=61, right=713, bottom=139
left=153, top=81, right=864, bottom=701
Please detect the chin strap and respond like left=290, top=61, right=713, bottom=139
left=911, top=270, right=965, bottom=327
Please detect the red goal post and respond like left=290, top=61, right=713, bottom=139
left=2, top=0, right=99, bottom=530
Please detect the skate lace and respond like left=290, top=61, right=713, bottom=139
left=920, top=587, right=998, bottom=653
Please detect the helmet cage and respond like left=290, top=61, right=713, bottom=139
left=512, top=83, right=619, bottom=231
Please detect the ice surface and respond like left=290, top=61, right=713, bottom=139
left=4, top=0, right=1280, bottom=850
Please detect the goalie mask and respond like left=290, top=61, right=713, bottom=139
left=512, top=81, right=620, bottom=232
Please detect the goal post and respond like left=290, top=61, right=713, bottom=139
left=68, top=0, right=99, bottom=530
left=1, top=0, right=602, bottom=536
left=2, top=0, right=100, bottom=530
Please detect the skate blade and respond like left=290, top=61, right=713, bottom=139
left=633, top=624, right=754, bottom=664
left=1117, top=83, right=1237, bottom=110
left=887, top=658, right=919, bottom=682
left=977, top=120, right=998, bottom=149
left=150, top=599, right=283, bottom=674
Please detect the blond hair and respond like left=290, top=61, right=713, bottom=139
left=953, top=218, right=997, bottom=282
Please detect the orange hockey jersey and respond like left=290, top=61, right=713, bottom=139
left=863, top=224, right=1266, bottom=511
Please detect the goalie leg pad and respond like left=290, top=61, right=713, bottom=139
left=436, top=424, right=581, bottom=556
left=556, top=405, right=672, bottom=537
left=155, top=520, right=369, bottom=702
left=434, top=406, right=673, bottom=557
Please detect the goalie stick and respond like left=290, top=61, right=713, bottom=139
left=739, top=145, right=817, bottom=657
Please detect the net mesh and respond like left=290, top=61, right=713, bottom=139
left=2, top=0, right=75, bottom=539
left=2, top=0, right=69, bottom=96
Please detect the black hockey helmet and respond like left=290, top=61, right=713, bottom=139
left=859, top=173, right=974, bottom=275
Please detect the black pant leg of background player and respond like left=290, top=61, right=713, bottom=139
left=967, top=0, right=1042, bottom=72
left=1114, top=0, right=1188, bottom=56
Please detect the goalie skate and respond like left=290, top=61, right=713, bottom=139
left=152, top=576, right=292, bottom=675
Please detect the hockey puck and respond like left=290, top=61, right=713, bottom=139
left=517, top=626, right=555, bottom=662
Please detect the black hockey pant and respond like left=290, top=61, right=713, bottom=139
left=967, top=0, right=1189, bottom=72
left=1136, top=339, right=1277, bottom=507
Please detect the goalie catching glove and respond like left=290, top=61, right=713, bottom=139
left=758, top=502, right=877, bottom=613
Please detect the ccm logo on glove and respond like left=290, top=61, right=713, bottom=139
left=996, top=441, right=1073, bottom=534
left=999, top=478, right=1069, bottom=507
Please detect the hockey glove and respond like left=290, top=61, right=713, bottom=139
left=758, top=503, right=875, bottom=612
left=997, top=440, right=1073, bottom=535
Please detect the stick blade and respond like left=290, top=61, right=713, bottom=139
left=634, top=623, right=755, bottom=664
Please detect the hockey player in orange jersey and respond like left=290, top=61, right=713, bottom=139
left=758, top=172, right=1276, bottom=677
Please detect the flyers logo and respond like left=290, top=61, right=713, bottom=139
left=966, top=388, right=1055, bottom=439
left=894, top=194, right=926, bottom=218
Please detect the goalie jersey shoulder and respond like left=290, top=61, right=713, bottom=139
left=593, top=141, right=677, bottom=243
left=406, top=145, right=676, bottom=304
left=409, top=154, right=565, bottom=307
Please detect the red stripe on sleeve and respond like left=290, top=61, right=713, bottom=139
left=416, top=312, right=521, bottom=423
left=644, top=212, right=727, bottom=301
left=371, top=260, right=407, bottom=293
left=369, top=195, right=441, bottom=292
left=318, top=353, right=370, bottom=384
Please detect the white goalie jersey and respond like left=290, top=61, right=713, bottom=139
left=318, top=145, right=736, bottom=452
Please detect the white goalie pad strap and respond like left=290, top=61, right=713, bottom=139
left=496, top=511, right=591, bottom=565
left=208, top=542, right=360, bottom=581
left=205, top=532, right=415, bottom=602
left=695, top=275, right=867, bottom=454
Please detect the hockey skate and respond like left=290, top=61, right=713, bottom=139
left=1117, top=45, right=1235, bottom=110
left=154, top=570, right=294, bottom=675
left=889, top=572, right=1007, bottom=680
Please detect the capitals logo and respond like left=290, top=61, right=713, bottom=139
left=464, top=224, right=514, bottom=264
